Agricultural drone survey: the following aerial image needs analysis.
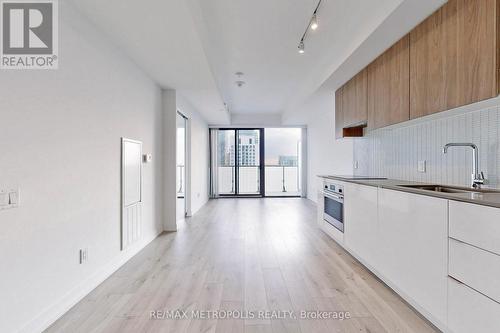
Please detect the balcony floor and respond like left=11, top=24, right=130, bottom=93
left=46, top=198, right=437, bottom=333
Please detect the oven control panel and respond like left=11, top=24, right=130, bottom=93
left=323, top=182, right=344, bottom=195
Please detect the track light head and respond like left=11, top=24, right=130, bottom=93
left=310, top=14, right=318, bottom=30
left=298, top=40, right=305, bottom=54
left=296, top=0, right=321, bottom=54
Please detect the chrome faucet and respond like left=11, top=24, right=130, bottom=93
left=443, top=143, right=486, bottom=188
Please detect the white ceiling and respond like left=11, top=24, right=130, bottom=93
left=68, top=0, right=229, bottom=124
left=70, top=0, right=445, bottom=124
left=190, top=0, right=407, bottom=114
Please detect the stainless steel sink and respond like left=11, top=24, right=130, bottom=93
left=398, top=184, right=481, bottom=194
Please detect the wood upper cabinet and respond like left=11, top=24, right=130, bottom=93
left=342, top=69, right=368, bottom=128
left=410, top=0, right=499, bottom=119
left=335, top=85, right=364, bottom=139
left=334, top=0, right=499, bottom=135
left=367, top=35, right=410, bottom=130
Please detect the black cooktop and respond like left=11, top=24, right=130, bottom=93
left=332, top=175, right=387, bottom=180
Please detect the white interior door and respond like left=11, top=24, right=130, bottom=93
left=121, top=138, right=143, bottom=250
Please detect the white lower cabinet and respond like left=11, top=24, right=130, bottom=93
left=344, top=184, right=379, bottom=268
left=449, top=238, right=500, bottom=304
left=317, top=190, right=324, bottom=227
left=448, top=277, right=500, bottom=333
left=447, top=200, right=500, bottom=333
left=377, top=188, right=448, bottom=325
left=326, top=182, right=500, bottom=332
left=449, top=200, right=500, bottom=255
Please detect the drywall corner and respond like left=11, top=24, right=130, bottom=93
left=162, top=89, right=178, bottom=231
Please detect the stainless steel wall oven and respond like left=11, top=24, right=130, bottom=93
left=322, top=180, right=344, bottom=232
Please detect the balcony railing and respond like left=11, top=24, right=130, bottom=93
left=217, top=165, right=300, bottom=196
left=265, top=166, right=300, bottom=196
left=218, top=166, right=260, bottom=194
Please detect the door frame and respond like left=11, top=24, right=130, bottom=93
left=176, top=111, right=190, bottom=217
left=218, top=128, right=265, bottom=197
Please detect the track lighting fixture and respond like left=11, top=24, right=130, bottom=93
left=297, top=0, right=322, bottom=54
left=298, top=40, right=305, bottom=54
left=310, top=14, right=318, bottom=30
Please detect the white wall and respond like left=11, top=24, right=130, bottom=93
left=177, top=95, right=210, bottom=215
left=283, top=90, right=354, bottom=202
left=162, top=90, right=178, bottom=231
left=0, top=3, right=164, bottom=332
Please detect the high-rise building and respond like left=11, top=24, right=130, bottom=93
left=237, top=131, right=259, bottom=166
left=218, top=130, right=259, bottom=166
left=278, top=155, right=298, bottom=167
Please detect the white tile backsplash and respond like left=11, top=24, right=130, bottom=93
left=353, top=98, right=500, bottom=188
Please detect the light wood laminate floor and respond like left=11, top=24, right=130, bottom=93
left=46, top=198, right=438, bottom=333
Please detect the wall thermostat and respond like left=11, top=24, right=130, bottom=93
left=143, top=154, right=153, bottom=163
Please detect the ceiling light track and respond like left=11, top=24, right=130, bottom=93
left=298, top=0, right=322, bottom=54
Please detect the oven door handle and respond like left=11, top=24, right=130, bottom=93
left=323, top=191, right=344, bottom=202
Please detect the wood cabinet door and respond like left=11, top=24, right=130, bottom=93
left=410, top=0, right=498, bottom=119
left=342, top=69, right=367, bottom=128
left=367, top=36, right=410, bottom=130
left=335, top=87, right=344, bottom=139
left=409, top=1, right=457, bottom=119
left=457, top=0, right=498, bottom=105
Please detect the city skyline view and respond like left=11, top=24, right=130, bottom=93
left=216, top=128, right=302, bottom=196
left=217, top=128, right=301, bottom=166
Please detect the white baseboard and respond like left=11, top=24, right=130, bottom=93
left=18, top=232, right=162, bottom=333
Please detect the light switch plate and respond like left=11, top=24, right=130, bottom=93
left=80, top=248, right=89, bottom=264
left=1, top=189, right=19, bottom=210
left=9, top=191, right=19, bottom=205
left=418, top=160, right=426, bottom=173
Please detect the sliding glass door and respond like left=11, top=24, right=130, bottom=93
left=237, top=129, right=261, bottom=195
left=211, top=127, right=303, bottom=198
left=264, top=128, right=302, bottom=197
left=216, top=129, right=264, bottom=196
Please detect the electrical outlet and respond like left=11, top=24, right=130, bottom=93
left=418, top=160, right=426, bottom=173
left=354, top=161, right=359, bottom=169
left=79, top=248, right=89, bottom=264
